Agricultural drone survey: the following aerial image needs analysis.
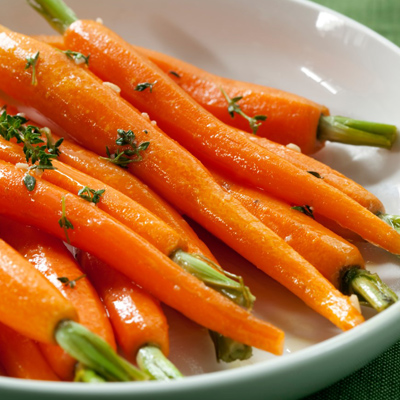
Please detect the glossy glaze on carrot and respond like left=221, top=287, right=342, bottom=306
left=0, top=216, right=115, bottom=380
left=0, top=28, right=365, bottom=331
left=78, top=252, right=170, bottom=360
left=0, top=160, right=285, bottom=354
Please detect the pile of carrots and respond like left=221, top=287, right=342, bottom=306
left=0, top=0, right=398, bottom=383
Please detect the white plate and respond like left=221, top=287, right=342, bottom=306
left=1, top=0, right=400, bottom=399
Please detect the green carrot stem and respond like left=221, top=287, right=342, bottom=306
left=171, top=249, right=255, bottom=362
left=377, top=213, right=400, bottom=234
left=27, top=0, right=77, bottom=34
left=171, top=249, right=255, bottom=310
left=209, top=331, right=252, bottom=363
left=340, top=267, right=398, bottom=312
left=55, top=320, right=149, bottom=382
left=136, top=346, right=183, bottom=380
left=74, top=364, right=106, bottom=383
left=318, top=116, right=397, bottom=149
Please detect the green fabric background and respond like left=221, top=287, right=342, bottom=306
left=304, top=1, right=400, bottom=399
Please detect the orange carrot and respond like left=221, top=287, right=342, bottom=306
left=211, top=169, right=365, bottom=288
left=78, top=252, right=169, bottom=360
left=59, top=20, right=400, bottom=252
left=0, top=323, right=60, bottom=381
left=0, top=216, right=116, bottom=381
left=0, top=28, right=365, bottom=331
left=0, top=160, right=284, bottom=355
left=0, top=237, right=77, bottom=344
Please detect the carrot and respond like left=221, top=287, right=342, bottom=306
left=0, top=27, right=365, bottom=331
left=130, top=45, right=396, bottom=154
left=0, top=160, right=284, bottom=355
left=211, top=169, right=398, bottom=311
left=0, top=323, right=60, bottom=381
left=54, top=18, right=400, bottom=254
left=31, top=39, right=385, bottom=216
left=0, top=216, right=116, bottom=381
left=0, top=236, right=77, bottom=344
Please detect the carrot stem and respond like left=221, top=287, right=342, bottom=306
left=27, top=0, right=76, bottom=34
left=74, top=364, right=106, bottom=383
left=209, top=331, right=252, bottom=363
left=171, top=249, right=254, bottom=362
left=340, top=267, right=398, bottom=312
left=171, top=250, right=255, bottom=310
left=377, top=213, right=400, bottom=233
left=55, top=320, right=149, bottom=382
left=318, top=116, right=397, bottom=149
left=136, top=346, right=183, bottom=380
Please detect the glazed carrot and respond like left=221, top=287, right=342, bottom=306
left=52, top=18, right=400, bottom=253
left=0, top=160, right=285, bottom=355
left=0, top=323, right=60, bottom=381
left=0, top=26, right=368, bottom=331
left=211, top=169, right=397, bottom=311
left=130, top=45, right=396, bottom=154
left=0, top=237, right=77, bottom=344
left=77, top=252, right=169, bottom=360
left=29, top=36, right=386, bottom=215
left=0, top=216, right=116, bottom=381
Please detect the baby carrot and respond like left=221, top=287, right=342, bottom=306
left=28, top=35, right=385, bottom=215
left=53, top=18, right=400, bottom=253
left=0, top=160, right=284, bottom=355
left=78, top=252, right=184, bottom=379
left=0, top=215, right=116, bottom=381
left=131, top=45, right=396, bottom=154
left=211, top=170, right=397, bottom=312
left=0, top=27, right=365, bottom=330
left=0, top=323, right=60, bottom=381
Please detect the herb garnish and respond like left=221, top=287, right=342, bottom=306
left=62, top=50, right=90, bottom=66
left=25, top=51, right=40, bottom=86
left=169, top=71, right=181, bottom=78
left=134, top=81, right=157, bottom=93
left=307, top=171, right=323, bottom=179
left=102, top=129, right=150, bottom=168
left=220, top=87, right=267, bottom=134
left=0, top=110, right=63, bottom=190
left=57, top=274, right=86, bottom=288
left=78, top=186, right=105, bottom=204
left=58, top=196, right=74, bottom=244
left=291, top=205, right=315, bottom=219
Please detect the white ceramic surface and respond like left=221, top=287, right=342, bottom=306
left=1, top=0, right=400, bottom=399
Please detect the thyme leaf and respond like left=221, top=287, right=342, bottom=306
left=291, top=205, right=315, bottom=219
left=23, top=174, right=36, bottom=191
left=78, top=186, right=105, bottom=204
left=220, top=87, right=267, bottom=134
left=134, top=81, right=157, bottom=93
left=25, top=51, right=40, bottom=86
left=57, top=274, right=86, bottom=288
left=307, top=171, right=323, bottom=179
left=58, top=196, right=74, bottom=244
left=62, top=50, right=90, bottom=66
left=169, top=71, right=181, bottom=78
left=101, top=129, right=150, bottom=168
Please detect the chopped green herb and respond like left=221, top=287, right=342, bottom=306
left=134, top=81, right=157, bottom=93
left=220, top=87, right=267, bottom=134
left=78, top=186, right=105, bottom=204
left=0, top=110, right=63, bottom=177
left=307, top=171, right=323, bottom=179
left=291, top=205, right=315, bottom=219
left=101, top=129, right=150, bottom=168
left=23, top=174, right=36, bottom=191
left=62, top=50, right=90, bottom=66
left=57, top=274, right=86, bottom=288
left=58, top=196, right=74, bottom=244
left=169, top=71, right=181, bottom=78
left=25, top=51, right=40, bottom=85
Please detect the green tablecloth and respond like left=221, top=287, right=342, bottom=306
left=304, top=1, right=400, bottom=399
